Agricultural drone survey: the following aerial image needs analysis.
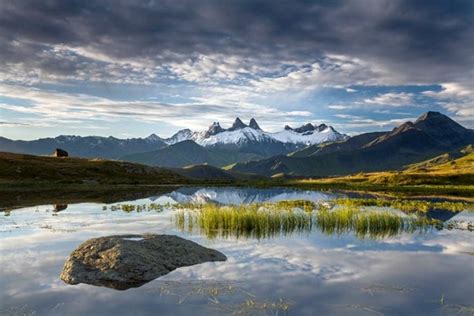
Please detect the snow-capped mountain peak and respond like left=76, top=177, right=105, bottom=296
left=162, top=118, right=347, bottom=147
left=204, top=122, right=225, bottom=137
left=270, top=122, right=348, bottom=146
left=164, top=129, right=193, bottom=145
left=145, top=133, right=163, bottom=142
left=196, top=126, right=277, bottom=147
left=228, top=117, right=247, bottom=131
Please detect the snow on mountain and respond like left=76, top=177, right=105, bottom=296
left=145, top=133, right=163, bottom=142
left=271, top=124, right=348, bottom=146
left=196, top=126, right=278, bottom=146
left=164, top=129, right=194, bottom=145
left=163, top=118, right=347, bottom=147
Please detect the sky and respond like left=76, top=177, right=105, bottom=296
left=0, top=0, right=473, bottom=140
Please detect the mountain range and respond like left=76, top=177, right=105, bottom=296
left=230, top=112, right=474, bottom=177
left=1, top=112, right=472, bottom=177
left=0, top=134, right=167, bottom=159
left=0, top=118, right=347, bottom=167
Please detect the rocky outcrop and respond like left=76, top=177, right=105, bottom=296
left=60, top=234, right=227, bottom=290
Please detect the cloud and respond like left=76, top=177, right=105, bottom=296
left=0, top=1, right=472, bottom=137
left=332, top=116, right=416, bottom=130
left=364, top=92, right=415, bottom=107
left=0, top=84, right=313, bottom=132
left=423, top=83, right=474, bottom=122
left=0, top=121, right=29, bottom=127
left=0, top=0, right=472, bottom=87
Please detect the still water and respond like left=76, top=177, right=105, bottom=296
left=1, top=187, right=473, bottom=315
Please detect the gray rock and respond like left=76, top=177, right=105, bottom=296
left=60, top=234, right=227, bottom=290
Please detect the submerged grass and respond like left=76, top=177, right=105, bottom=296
left=173, top=199, right=449, bottom=240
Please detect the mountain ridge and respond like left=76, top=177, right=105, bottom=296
left=164, top=117, right=347, bottom=147
left=230, top=112, right=474, bottom=177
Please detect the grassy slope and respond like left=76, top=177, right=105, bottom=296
left=0, top=151, right=189, bottom=185
left=286, top=151, right=474, bottom=197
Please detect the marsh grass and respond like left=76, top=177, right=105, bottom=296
left=175, top=203, right=313, bottom=239
left=173, top=200, right=443, bottom=240
left=331, top=198, right=473, bottom=213
left=316, top=206, right=439, bottom=239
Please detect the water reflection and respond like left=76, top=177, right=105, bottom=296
left=162, top=186, right=342, bottom=204
left=0, top=187, right=473, bottom=315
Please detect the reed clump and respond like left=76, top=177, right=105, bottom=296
left=173, top=201, right=440, bottom=240
left=315, top=206, right=437, bottom=239
left=175, top=203, right=312, bottom=239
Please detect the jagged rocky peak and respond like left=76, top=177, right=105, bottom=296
left=229, top=117, right=248, bottom=131
left=293, top=123, right=315, bottom=134
left=284, top=125, right=293, bottom=131
left=248, top=118, right=261, bottom=130
left=205, top=122, right=225, bottom=137
left=316, top=124, right=328, bottom=132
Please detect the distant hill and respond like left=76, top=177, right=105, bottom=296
left=231, top=112, right=474, bottom=177
left=0, top=134, right=167, bottom=159
left=173, top=164, right=238, bottom=181
left=290, top=132, right=386, bottom=157
left=121, top=140, right=263, bottom=168
left=0, top=151, right=188, bottom=184
left=171, top=164, right=264, bottom=182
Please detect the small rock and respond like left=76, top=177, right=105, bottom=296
left=60, top=234, right=227, bottom=290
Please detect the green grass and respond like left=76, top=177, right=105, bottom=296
left=331, top=198, right=473, bottom=213
left=315, top=206, right=437, bottom=239
left=0, top=151, right=190, bottom=185
left=172, top=200, right=451, bottom=240
left=175, top=203, right=313, bottom=239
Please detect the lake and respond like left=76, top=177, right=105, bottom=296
left=1, top=187, right=473, bottom=315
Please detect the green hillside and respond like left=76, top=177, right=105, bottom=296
left=0, top=151, right=189, bottom=185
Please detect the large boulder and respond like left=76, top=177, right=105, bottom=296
left=60, top=234, right=227, bottom=290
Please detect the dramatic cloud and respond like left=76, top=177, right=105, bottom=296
left=0, top=0, right=472, bottom=138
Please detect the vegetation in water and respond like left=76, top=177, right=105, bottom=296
left=174, top=203, right=313, bottom=239
left=172, top=199, right=456, bottom=240
left=315, top=206, right=437, bottom=239
left=330, top=198, right=473, bottom=213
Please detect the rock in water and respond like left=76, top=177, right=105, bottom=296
left=60, top=234, right=227, bottom=290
